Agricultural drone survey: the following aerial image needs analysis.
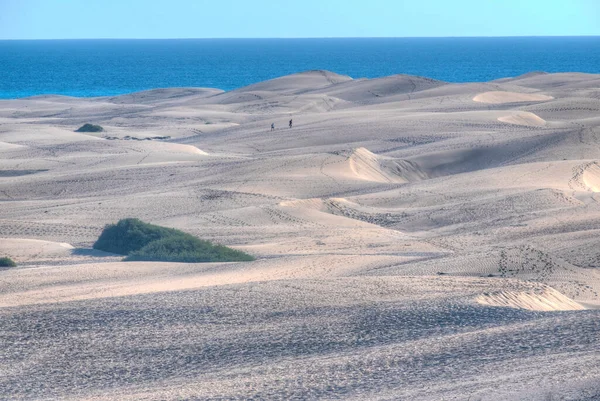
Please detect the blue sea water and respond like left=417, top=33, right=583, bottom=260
left=1, top=37, right=599, bottom=99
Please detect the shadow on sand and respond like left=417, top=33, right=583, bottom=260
left=71, top=248, right=121, bottom=258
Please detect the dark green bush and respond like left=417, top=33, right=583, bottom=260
left=76, top=123, right=104, bottom=133
left=93, top=218, right=178, bottom=255
left=93, top=218, right=254, bottom=263
left=0, top=257, right=16, bottom=267
left=126, top=235, right=254, bottom=263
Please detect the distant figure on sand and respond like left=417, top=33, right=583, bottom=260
left=289, top=119, right=293, bottom=128
left=271, top=123, right=275, bottom=131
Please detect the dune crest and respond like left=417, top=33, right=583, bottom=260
left=159, top=143, right=209, bottom=155
left=312, top=74, right=446, bottom=103
left=348, top=147, right=427, bottom=183
left=473, top=91, right=553, bottom=104
left=0, top=238, right=74, bottom=262
left=582, top=162, right=600, bottom=192
left=233, top=70, right=352, bottom=94
left=0, top=141, right=25, bottom=150
left=0, top=238, right=121, bottom=266
left=278, top=198, right=328, bottom=211
left=476, top=287, right=585, bottom=311
left=498, top=111, right=547, bottom=127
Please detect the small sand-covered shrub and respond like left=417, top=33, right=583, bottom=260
left=93, top=218, right=254, bottom=263
left=75, top=123, right=104, bottom=132
left=0, top=257, right=16, bottom=267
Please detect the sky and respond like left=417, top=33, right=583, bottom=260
left=0, top=0, right=598, bottom=39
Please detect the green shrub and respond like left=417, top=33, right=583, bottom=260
left=75, top=123, right=104, bottom=133
left=0, top=257, right=16, bottom=267
left=126, top=235, right=254, bottom=263
left=93, top=218, right=179, bottom=255
left=93, top=218, right=254, bottom=263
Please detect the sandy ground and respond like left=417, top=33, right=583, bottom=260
left=2, top=70, right=600, bottom=400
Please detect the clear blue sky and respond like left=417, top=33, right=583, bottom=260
left=1, top=0, right=598, bottom=39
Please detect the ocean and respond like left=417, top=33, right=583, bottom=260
left=1, top=37, right=599, bottom=99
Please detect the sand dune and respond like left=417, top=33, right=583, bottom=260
left=309, top=74, right=446, bottom=104
left=492, top=71, right=549, bottom=83
left=498, top=111, right=547, bottom=127
left=476, top=286, right=585, bottom=311
left=2, top=71, right=600, bottom=400
left=278, top=197, right=329, bottom=211
left=495, top=72, right=600, bottom=90
left=347, top=147, right=427, bottom=183
left=0, top=238, right=73, bottom=260
left=581, top=162, right=600, bottom=192
left=0, top=238, right=119, bottom=267
left=105, top=87, right=224, bottom=105
left=232, top=70, right=352, bottom=94
left=473, top=91, right=554, bottom=104
left=0, top=140, right=25, bottom=150
left=131, top=141, right=209, bottom=155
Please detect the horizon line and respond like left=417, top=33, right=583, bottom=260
left=1, top=35, right=600, bottom=41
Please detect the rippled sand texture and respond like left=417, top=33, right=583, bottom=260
left=2, top=71, right=600, bottom=400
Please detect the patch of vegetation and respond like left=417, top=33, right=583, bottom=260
left=93, top=218, right=254, bottom=263
left=127, top=235, right=254, bottom=263
left=0, top=257, right=16, bottom=268
left=93, top=218, right=172, bottom=255
left=75, top=123, right=104, bottom=133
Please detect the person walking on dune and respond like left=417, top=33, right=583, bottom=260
left=271, top=123, right=275, bottom=131
left=289, top=119, right=293, bottom=128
